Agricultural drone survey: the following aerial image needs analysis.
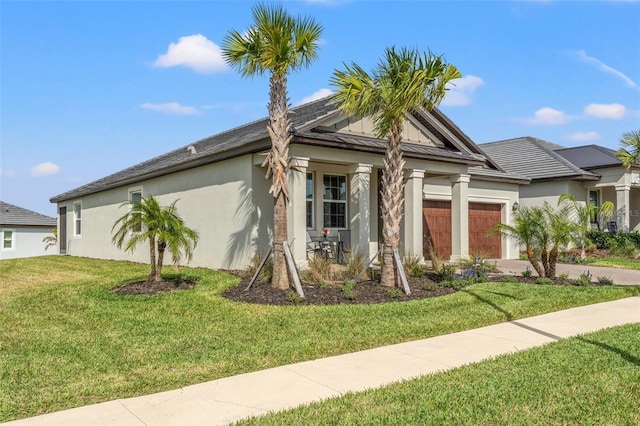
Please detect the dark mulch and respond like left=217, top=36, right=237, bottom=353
left=111, top=278, right=198, bottom=296
left=222, top=272, right=457, bottom=306
left=109, top=268, right=602, bottom=302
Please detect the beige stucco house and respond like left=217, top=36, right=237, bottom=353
left=50, top=96, right=527, bottom=270
left=481, top=137, right=640, bottom=232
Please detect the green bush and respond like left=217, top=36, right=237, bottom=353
left=341, top=280, right=358, bottom=300
left=597, top=276, right=614, bottom=286
left=439, top=264, right=456, bottom=282
left=535, top=277, right=553, bottom=285
left=587, top=230, right=640, bottom=250
left=403, top=254, right=426, bottom=277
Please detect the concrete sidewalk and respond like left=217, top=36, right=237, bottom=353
left=5, top=296, right=639, bottom=426
left=494, top=259, right=640, bottom=285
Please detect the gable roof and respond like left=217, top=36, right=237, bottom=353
left=554, top=145, right=622, bottom=170
left=480, top=137, right=599, bottom=181
left=51, top=96, right=520, bottom=203
left=0, top=201, right=57, bottom=227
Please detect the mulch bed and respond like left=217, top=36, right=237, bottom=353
left=110, top=268, right=602, bottom=303
left=111, top=278, right=198, bottom=296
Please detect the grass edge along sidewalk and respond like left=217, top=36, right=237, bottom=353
left=235, top=321, right=640, bottom=426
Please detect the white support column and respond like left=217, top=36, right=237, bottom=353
left=615, top=184, right=630, bottom=232
left=348, top=163, right=373, bottom=259
left=450, top=174, right=470, bottom=262
left=287, top=157, right=309, bottom=265
left=403, top=169, right=425, bottom=261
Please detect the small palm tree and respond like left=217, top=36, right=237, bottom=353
left=494, top=205, right=545, bottom=277
left=617, top=129, right=640, bottom=169
left=331, top=47, right=460, bottom=288
left=543, top=202, right=576, bottom=278
left=42, top=228, right=57, bottom=251
left=222, top=3, right=323, bottom=290
left=558, top=193, right=614, bottom=259
left=112, top=195, right=199, bottom=284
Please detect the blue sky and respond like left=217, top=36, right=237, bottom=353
left=2, top=0, right=639, bottom=217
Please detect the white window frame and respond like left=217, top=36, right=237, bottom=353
left=73, top=201, right=82, bottom=237
left=2, top=229, right=15, bottom=251
left=129, top=188, right=143, bottom=233
left=306, top=173, right=314, bottom=230
left=322, top=173, right=348, bottom=229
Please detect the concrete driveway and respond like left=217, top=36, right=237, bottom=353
left=494, top=259, right=640, bottom=286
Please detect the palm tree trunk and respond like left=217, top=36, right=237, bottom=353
left=526, top=247, right=544, bottom=277
left=148, top=236, right=157, bottom=283
left=380, top=125, right=405, bottom=287
left=155, top=241, right=166, bottom=283
left=541, top=248, right=550, bottom=278
left=548, top=248, right=558, bottom=279
left=264, top=74, right=291, bottom=290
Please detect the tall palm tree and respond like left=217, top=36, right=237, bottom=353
left=331, top=47, right=460, bottom=287
left=558, top=193, right=613, bottom=259
left=112, top=195, right=199, bottom=284
left=617, top=129, right=640, bottom=169
left=222, top=3, right=323, bottom=290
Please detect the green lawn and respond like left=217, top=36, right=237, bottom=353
left=1, top=256, right=638, bottom=422
left=235, top=323, right=640, bottom=425
left=587, top=256, right=640, bottom=270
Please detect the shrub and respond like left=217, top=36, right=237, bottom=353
left=535, top=277, right=553, bottom=285
left=387, top=288, right=404, bottom=299
left=597, top=276, right=614, bottom=286
left=521, top=266, right=533, bottom=278
left=422, top=282, right=438, bottom=291
left=430, top=251, right=444, bottom=274
left=574, top=271, right=593, bottom=286
left=559, top=273, right=570, bottom=280
left=342, top=280, right=358, bottom=300
left=609, top=240, right=639, bottom=258
left=438, top=264, right=456, bottom=282
left=307, top=255, right=333, bottom=283
left=286, top=291, right=304, bottom=304
left=403, top=254, right=425, bottom=277
left=344, top=253, right=367, bottom=280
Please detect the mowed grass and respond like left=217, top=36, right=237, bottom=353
left=587, top=256, right=640, bottom=270
left=236, top=323, right=640, bottom=425
left=1, top=256, right=639, bottom=422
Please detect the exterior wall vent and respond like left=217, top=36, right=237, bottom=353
left=187, top=145, right=197, bottom=154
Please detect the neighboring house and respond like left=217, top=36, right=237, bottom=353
left=0, top=201, right=57, bottom=260
left=50, top=96, right=528, bottom=269
left=481, top=137, right=640, bottom=232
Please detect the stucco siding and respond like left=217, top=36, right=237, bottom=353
left=0, top=227, right=56, bottom=259
left=60, top=155, right=266, bottom=270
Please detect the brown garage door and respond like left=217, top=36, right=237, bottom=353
left=423, top=201, right=502, bottom=259
left=423, top=200, right=452, bottom=259
left=469, top=202, right=502, bottom=259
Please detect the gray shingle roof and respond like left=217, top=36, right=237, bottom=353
left=480, top=137, right=599, bottom=181
left=0, top=201, right=57, bottom=227
left=554, top=145, right=622, bottom=170
left=50, top=96, right=518, bottom=203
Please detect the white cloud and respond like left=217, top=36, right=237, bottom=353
left=30, top=162, right=60, bottom=177
left=441, top=75, right=484, bottom=107
left=573, top=50, right=638, bottom=89
left=584, top=103, right=626, bottom=119
left=567, top=131, right=601, bottom=142
left=141, top=102, right=201, bottom=116
left=297, top=88, right=333, bottom=106
left=526, top=107, right=569, bottom=125
left=153, top=34, right=227, bottom=74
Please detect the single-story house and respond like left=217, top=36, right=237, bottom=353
left=0, top=201, right=57, bottom=259
left=50, top=96, right=528, bottom=269
left=481, top=137, right=640, bottom=232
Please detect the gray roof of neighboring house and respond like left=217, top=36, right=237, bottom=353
left=480, top=137, right=599, bottom=181
left=0, top=201, right=57, bottom=227
left=554, top=145, right=622, bottom=170
left=51, top=96, right=523, bottom=203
